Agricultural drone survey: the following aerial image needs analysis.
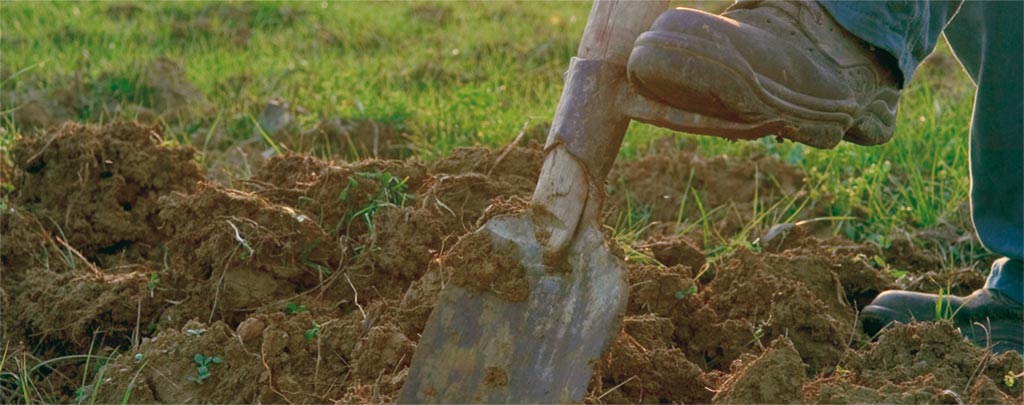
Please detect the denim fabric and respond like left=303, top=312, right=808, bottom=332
left=987, top=258, right=1023, bottom=304
left=820, top=0, right=960, bottom=87
left=821, top=0, right=1023, bottom=304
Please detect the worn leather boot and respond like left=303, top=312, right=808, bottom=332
left=861, top=288, right=1024, bottom=354
left=627, top=0, right=901, bottom=148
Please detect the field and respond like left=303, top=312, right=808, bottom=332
left=1, top=1, right=1020, bottom=403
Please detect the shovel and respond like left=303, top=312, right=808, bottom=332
left=400, top=1, right=762, bottom=402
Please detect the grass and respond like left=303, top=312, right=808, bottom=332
left=0, top=1, right=979, bottom=253
left=338, top=171, right=413, bottom=236
left=0, top=1, right=993, bottom=402
left=0, top=2, right=982, bottom=242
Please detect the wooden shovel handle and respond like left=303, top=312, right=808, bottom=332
left=532, top=0, right=669, bottom=257
left=542, top=0, right=669, bottom=173
left=578, top=0, right=669, bottom=64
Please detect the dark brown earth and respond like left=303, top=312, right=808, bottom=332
left=2, top=122, right=1020, bottom=404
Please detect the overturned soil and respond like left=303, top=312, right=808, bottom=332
left=2, top=122, right=1020, bottom=403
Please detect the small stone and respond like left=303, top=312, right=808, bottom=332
left=236, top=317, right=267, bottom=342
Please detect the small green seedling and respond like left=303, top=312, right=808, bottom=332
left=336, top=171, right=413, bottom=235
left=286, top=303, right=308, bottom=314
left=146, top=272, right=159, bottom=297
left=304, top=322, right=321, bottom=340
left=1005, top=370, right=1019, bottom=388
left=674, top=285, right=698, bottom=300
left=185, top=328, right=206, bottom=337
left=338, top=177, right=359, bottom=202
left=934, top=288, right=950, bottom=320
left=133, top=353, right=144, bottom=362
left=872, top=255, right=908, bottom=280
left=300, top=241, right=331, bottom=275
left=872, top=254, right=887, bottom=268
left=189, top=354, right=223, bottom=384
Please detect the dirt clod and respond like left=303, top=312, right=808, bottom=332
left=714, top=337, right=806, bottom=404
left=3, top=124, right=1011, bottom=404
left=445, top=230, right=530, bottom=302
left=12, top=121, right=203, bottom=265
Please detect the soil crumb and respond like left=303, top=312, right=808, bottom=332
left=444, top=229, right=530, bottom=302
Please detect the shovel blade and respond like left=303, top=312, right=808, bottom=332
left=398, top=215, right=628, bottom=404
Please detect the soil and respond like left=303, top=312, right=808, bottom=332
left=2, top=122, right=1020, bottom=404
left=445, top=230, right=530, bottom=302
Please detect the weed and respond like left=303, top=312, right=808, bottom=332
left=299, top=241, right=330, bottom=275
left=120, top=359, right=147, bottom=405
left=872, top=255, right=908, bottom=280
left=286, top=302, right=309, bottom=314
left=338, top=178, right=359, bottom=202
left=185, top=328, right=206, bottom=337
left=189, top=354, right=223, bottom=384
left=339, top=171, right=413, bottom=235
left=249, top=112, right=282, bottom=156
left=890, top=269, right=909, bottom=280
left=935, top=288, right=950, bottom=321
left=304, top=322, right=321, bottom=340
left=609, top=186, right=658, bottom=264
left=1005, top=370, right=1022, bottom=388
left=674, top=285, right=698, bottom=300
left=690, top=189, right=715, bottom=253
left=87, top=352, right=117, bottom=405
left=146, top=272, right=159, bottom=297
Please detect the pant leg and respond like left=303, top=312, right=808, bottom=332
left=942, top=0, right=1024, bottom=304
left=818, top=0, right=962, bottom=87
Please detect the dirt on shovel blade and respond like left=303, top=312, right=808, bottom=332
left=2, top=122, right=1020, bottom=404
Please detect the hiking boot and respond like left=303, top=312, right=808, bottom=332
left=627, top=0, right=901, bottom=148
left=861, top=288, right=1024, bottom=354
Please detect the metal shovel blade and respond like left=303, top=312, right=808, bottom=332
left=398, top=215, right=628, bottom=403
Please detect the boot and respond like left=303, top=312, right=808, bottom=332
left=627, top=0, right=901, bottom=148
left=861, top=288, right=1024, bottom=354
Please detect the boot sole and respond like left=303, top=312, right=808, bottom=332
left=628, top=30, right=898, bottom=148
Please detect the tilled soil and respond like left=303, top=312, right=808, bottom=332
left=2, top=122, right=1020, bottom=403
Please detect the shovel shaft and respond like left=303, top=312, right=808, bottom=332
left=544, top=0, right=669, bottom=181
left=532, top=0, right=669, bottom=259
left=579, top=0, right=670, bottom=65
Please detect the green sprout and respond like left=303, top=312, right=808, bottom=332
left=146, top=272, right=159, bottom=297
left=300, top=241, right=330, bottom=275
left=1003, top=372, right=1019, bottom=386
left=674, top=285, right=698, bottom=300
left=190, top=354, right=223, bottom=384
left=286, top=303, right=308, bottom=314
left=336, top=171, right=413, bottom=235
left=304, top=322, right=321, bottom=340
left=935, top=288, right=950, bottom=320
